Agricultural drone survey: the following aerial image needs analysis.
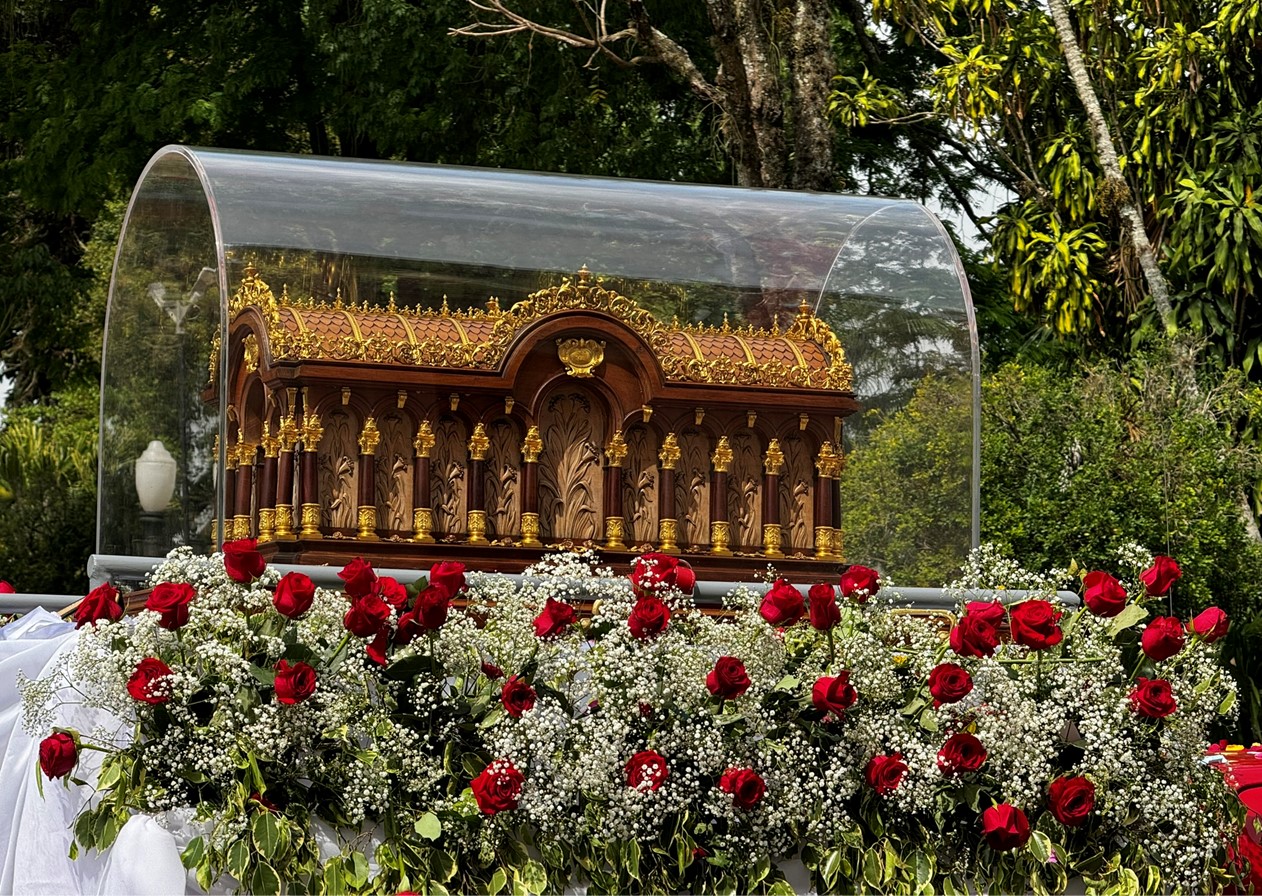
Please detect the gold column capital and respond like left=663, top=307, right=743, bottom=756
left=764, top=439, right=785, bottom=476
left=468, top=423, right=490, bottom=461
left=300, top=412, right=324, bottom=452
left=605, top=430, right=628, bottom=467
left=815, top=441, right=838, bottom=478
left=261, top=420, right=281, bottom=458
left=711, top=436, right=733, bottom=474
left=522, top=425, right=543, bottom=463
left=358, top=417, right=380, bottom=456
left=658, top=433, right=681, bottom=471
left=414, top=420, right=435, bottom=458
left=277, top=414, right=299, bottom=452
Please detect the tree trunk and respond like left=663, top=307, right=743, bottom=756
left=788, top=0, right=837, bottom=191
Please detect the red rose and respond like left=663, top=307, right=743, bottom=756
left=1189, top=606, right=1230, bottom=643
left=719, top=767, right=766, bottom=810
left=706, top=656, right=751, bottom=699
left=839, top=565, right=880, bottom=602
left=628, top=596, right=671, bottom=640
left=950, top=614, right=1000, bottom=658
left=429, top=560, right=467, bottom=596
left=39, top=732, right=77, bottom=779
left=415, top=585, right=452, bottom=631
left=0, top=581, right=14, bottom=593
left=928, top=663, right=973, bottom=708
left=366, top=630, right=389, bottom=666
left=625, top=749, right=669, bottom=791
left=812, top=672, right=858, bottom=718
left=964, top=600, right=1005, bottom=626
left=274, top=659, right=317, bottom=704
left=808, top=583, right=840, bottom=631
left=1047, top=776, right=1095, bottom=827
left=1008, top=599, right=1063, bottom=651
left=937, top=731, right=987, bottom=775
left=1140, top=555, right=1182, bottom=597
left=338, top=557, right=377, bottom=599
left=759, top=578, right=805, bottom=626
left=1141, top=616, right=1186, bottom=662
left=146, top=582, right=195, bottom=630
left=481, top=661, right=504, bottom=680
left=273, top=572, right=316, bottom=618
left=630, top=553, right=696, bottom=596
left=533, top=598, right=577, bottom=639
left=471, top=758, right=524, bottom=815
left=1082, top=571, right=1128, bottom=618
left=74, top=582, right=122, bottom=629
left=501, top=675, right=537, bottom=717
left=222, top=538, right=266, bottom=583
left=981, top=803, right=1031, bottom=850
left=865, top=753, right=908, bottom=795
left=127, top=657, right=173, bottom=704
left=344, top=593, right=391, bottom=638
left=375, top=576, right=408, bottom=610
left=1129, top=676, right=1177, bottom=718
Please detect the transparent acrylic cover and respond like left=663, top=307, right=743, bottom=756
left=99, top=146, right=978, bottom=583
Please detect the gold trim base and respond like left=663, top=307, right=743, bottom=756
left=519, top=512, right=541, bottom=547
left=258, top=508, right=276, bottom=543
left=604, top=516, right=626, bottom=551
left=710, top=520, right=732, bottom=556
left=274, top=504, right=296, bottom=541
left=357, top=505, right=380, bottom=540
left=815, top=526, right=831, bottom=559
left=657, top=518, right=679, bottom=554
left=232, top=515, right=251, bottom=541
left=467, top=510, right=489, bottom=545
left=762, top=523, right=784, bottom=558
left=299, top=503, right=323, bottom=539
left=412, top=507, right=435, bottom=543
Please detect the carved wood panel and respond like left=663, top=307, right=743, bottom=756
left=622, top=424, right=658, bottom=549
left=780, top=435, right=814, bottom=553
left=374, top=413, right=413, bottom=534
left=484, top=418, right=521, bottom=540
left=431, top=417, right=468, bottom=536
left=675, top=429, right=711, bottom=550
left=728, top=432, right=762, bottom=550
left=319, top=409, right=358, bottom=531
left=538, top=391, right=602, bottom=541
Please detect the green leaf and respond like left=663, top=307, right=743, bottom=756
left=180, top=836, right=205, bottom=869
left=627, top=839, right=641, bottom=881
left=432, top=850, right=457, bottom=883
left=1219, top=689, right=1236, bottom=715
left=519, top=859, right=548, bottom=894
left=251, top=811, right=282, bottom=860
left=1108, top=603, right=1149, bottom=638
left=225, top=838, right=250, bottom=881
left=863, top=848, right=882, bottom=890
left=323, top=858, right=346, bottom=895
left=249, top=664, right=277, bottom=687
left=346, top=851, right=370, bottom=887
left=773, top=674, right=800, bottom=691
left=1028, top=830, right=1052, bottom=862
left=251, top=861, right=281, bottom=896
left=488, top=868, right=508, bottom=896
left=415, top=811, right=442, bottom=841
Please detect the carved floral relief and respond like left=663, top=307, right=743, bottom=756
left=622, top=425, right=659, bottom=548
left=374, top=413, right=413, bottom=533
left=728, top=432, right=762, bottom=550
left=431, top=418, right=468, bottom=536
left=319, top=409, right=358, bottom=531
left=484, top=419, right=521, bottom=540
left=675, top=429, right=710, bottom=550
left=538, top=392, right=602, bottom=541
left=780, top=436, right=814, bottom=552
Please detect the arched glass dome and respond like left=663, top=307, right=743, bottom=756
left=99, top=146, right=978, bottom=583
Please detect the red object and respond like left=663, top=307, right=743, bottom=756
left=719, top=767, right=766, bottom=809
left=500, top=675, right=537, bottom=718
left=533, top=597, right=577, bottom=639
left=759, top=578, right=805, bottom=626
left=222, top=538, right=266, bottom=583
left=706, top=656, right=752, bottom=700
left=628, top=596, right=671, bottom=640
left=839, top=565, right=880, bottom=602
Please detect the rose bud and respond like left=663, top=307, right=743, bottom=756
left=414, top=585, right=451, bottom=631
left=273, top=659, right=317, bottom=704
left=628, top=596, right=671, bottom=640
left=864, top=753, right=908, bottom=795
left=706, top=656, right=751, bottom=700
left=812, top=672, right=858, bottom=719
left=928, top=663, right=973, bottom=708
left=480, top=661, right=504, bottom=680
left=1129, top=676, right=1177, bottom=718
left=1082, top=570, right=1127, bottom=617
left=39, top=732, right=78, bottom=779
left=222, top=538, right=266, bottom=583
left=533, top=597, right=577, bottom=639
left=937, top=731, right=987, bottom=775
left=1141, top=616, right=1186, bottom=662
left=127, top=657, right=174, bottom=704
left=625, top=749, right=669, bottom=791
left=74, top=582, right=123, bottom=629
left=981, top=803, right=1031, bottom=850
left=840, top=565, right=880, bottom=602
left=145, top=581, right=196, bottom=630
left=471, top=758, right=524, bottom=815
left=273, top=572, right=316, bottom=618
left=429, top=560, right=467, bottom=596
left=808, top=583, right=841, bottom=631
left=501, top=675, right=537, bottom=717
left=1047, top=776, right=1095, bottom=827
left=1008, top=599, right=1063, bottom=651
left=0, top=581, right=14, bottom=593
left=759, top=578, right=805, bottom=626
left=1140, top=555, right=1182, bottom=597
left=719, top=767, right=766, bottom=810
left=337, top=557, right=377, bottom=600
left=1189, top=606, right=1230, bottom=643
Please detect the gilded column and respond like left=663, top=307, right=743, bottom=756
left=274, top=411, right=299, bottom=541
left=257, top=421, right=280, bottom=543
left=830, top=447, right=845, bottom=561
left=299, top=409, right=324, bottom=539
left=519, top=426, right=543, bottom=547
left=656, top=433, right=680, bottom=554
left=233, top=441, right=256, bottom=541
left=709, top=436, right=733, bottom=556
left=411, top=421, right=436, bottom=543
left=762, top=439, right=785, bottom=558
left=466, top=423, right=490, bottom=545
left=356, top=417, right=381, bottom=540
left=814, top=442, right=837, bottom=559
left=603, top=430, right=628, bottom=551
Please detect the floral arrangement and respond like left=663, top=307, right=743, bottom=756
left=20, top=541, right=1244, bottom=894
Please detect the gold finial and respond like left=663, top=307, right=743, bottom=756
left=658, top=433, right=681, bottom=471
left=522, top=425, right=543, bottom=463
left=764, top=439, right=785, bottom=475
left=577, top=264, right=592, bottom=285
left=414, top=421, right=435, bottom=458
left=672, top=314, right=681, bottom=329
left=798, top=298, right=813, bottom=319
left=333, top=288, right=344, bottom=308
left=721, top=312, right=731, bottom=333
left=440, top=295, right=450, bottom=314
left=487, top=296, right=501, bottom=314
left=468, top=422, right=490, bottom=461
left=358, top=417, right=380, bottom=455
left=605, top=430, right=628, bottom=467
left=712, top=436, right=733, bottom=474
left=387, top=291, right=397, bottom=312
left=261, top=420, right=281, bottom=458
left=280, top=284, right=290, bottom=304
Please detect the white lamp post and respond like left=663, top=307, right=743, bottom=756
left=135, top=440, right=177, bottom=555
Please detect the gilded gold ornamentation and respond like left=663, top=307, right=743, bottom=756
left=468, top=423, right=490, bottom=461
left=414, top=421, right=435, bottom=458
left=762, top=523, right=784, bottom=558
left=832, top=528, right=845, bottom=562
left=277, top=414, right=299, bottom=452
left=815, top=525, right=832, bottom=559
left=815, top=442, right=838, bottom=478
left=274, top=504, right=295, bottom=541
left=301, top=412, right=324, bottom=452
left=604, top=516, right=626, bottom=551
left=261, top=421, right=281, bottom=458
left=764, top=439, right=785, bottom=475
left=556, top=337, right=606, bottom=378
left=258, top=508, right=276, bottom=543
left=228, top=264, right=280, bottom=321
left=243, top=333, right=259, bottom=373
left=300, top=503, right=323, bottom=539
left=412, top=507, right=435, bottom=543
left=604, top=430, right=628, bottom=467
left=711, top=437, right=734, bottom=474
left=657, top=517, right=679, bottom=554
left=357, top=505, right=380, bottom=540
left=233, top=515, right=251, bottom=541
left=467, top=509, right=489, bottom=545
left=519, top=512, right=541, bottom=547
left=521, top=426, right=543, bottom=463
left=710, top=520, right=732, bottom=556
left=658, top=433, right=681, bottom=470
left=358, top=417, right=380, bottom=456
